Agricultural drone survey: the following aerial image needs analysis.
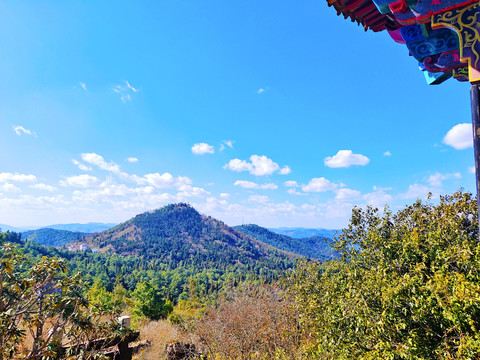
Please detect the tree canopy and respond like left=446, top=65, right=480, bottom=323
left=290, top=191, right=480, bottom=359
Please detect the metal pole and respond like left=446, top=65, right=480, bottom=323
left=471, top=84, right=480, bottom=228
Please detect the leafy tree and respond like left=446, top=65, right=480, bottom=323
left=86, top=280, right=113, bottom=310
left=0, top=234, right=124, bottom=360
left=131, top=281, right=173, bottom=320
left=289, top=191, right=480, bottom=359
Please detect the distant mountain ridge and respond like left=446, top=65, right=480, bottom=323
left=269, top=227, right=340, bottom=239
left=0, top=222, right=116, bottom=233
left=234, top=224, right=339, bottom=261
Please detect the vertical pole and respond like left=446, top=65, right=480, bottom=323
left=471, top=84, right=480, bottom=228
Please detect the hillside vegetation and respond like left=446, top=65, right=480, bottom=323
left=22, top=228, right=87, bottom=246
left=234, top=224, right=338, bottom=261
left=24, top=204, right=297, bottom=302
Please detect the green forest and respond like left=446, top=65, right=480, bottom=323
left=3, top=192, right=480, bottom=359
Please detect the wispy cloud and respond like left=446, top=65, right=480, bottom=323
left=81, top=153, right=122, bottom=173
left=114, top=80, right=140, bottom=102
left=72, top=159, right=92, bottom=171
left=234, top=180, right=277, bottom=190
left=191, top=143, right=214, bottom=155
left=324, top=150, right=370, bottom=168
left=363, top=190, right=392, bottom=208
left=426, top=172, right=461, bottom=187
left=127, top=157, right=139, bottom=163
left=384, top=151, right=391, bottom=156
left=2, top=183, right=21, bottom=192
left=80, top=82, right=87, bottom=91
left=284, top=180, right=299, bottom=187
left=60, top=174, right=100, bottom=188
left=12, top=125, right=35, bottom=137
left=400, top=184, right=434, bottom=199
left=0, top=173, right=37, bottom=182
left=219, top=140, right=234, bottom=151
left=257, top=87, right=269, bottom=94
left=224, top=155, right=290, bottom=176
left=29, top=183, right=58, bottom=192
left=335, top=188, right=361, bottom=201
left=443, top=123, right=472, bottom=150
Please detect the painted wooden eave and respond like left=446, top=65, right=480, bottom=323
left=327, top=0, right=400, bottom=32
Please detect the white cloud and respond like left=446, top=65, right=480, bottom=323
left=2, top=183, right=21, bottom=192
left=177, top=185, right=210, bottom=198
left=224, top=155, right=289, bottom=176
left=234, top=180, right=277, bottom=190
left=287, top=188, right=307, bottom=196
left=80, top=82, right=87, bottom=91
left=224, top=159, right=251, bottom=172
left=60, top=174, right=100, bottom=188
left=363, top=191, right=392, bottom=208
left=373, top=185, right=393, bottom=191
left=0, top=173, right=37, bottom=182
left=384, top=151, right=391, bottom=156
left=257, top=88, right=266, bottom=94
left=220, top=193, right=231, bottom=199
left=191, top=143, right=214, bottom=155
left=29, top=183, right=58, bottom=192
left=469, top=166, right=476, bottom=174
left=12, top=125, right=33, bottom=136
left=427, top=172, right=461, bottom=187
left=248, top=195, right=270, bottom=204
left=401, top=184, right=433, bottom=199
left=279, top=166, right=291, bottom=175
left=335, top=188, right=362, bottom=201
left=284, top=180, right=299, bottom=187
left=443, top=123, right=472, bottom=150
left=127, top=157, right=139, bottom=163
left=301, top=177, right=338, bottom=192
left=324, top=150, right=370, bottom=168
left=81, top=153, right=122, bottom=173
left=72, top=159, right=92, bottom=171
left=143, top=172, right=192, bottom=189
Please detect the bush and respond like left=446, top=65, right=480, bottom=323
left=290, top=191, right=480, bottom=359
left=196, top=285, right=300, bottom=359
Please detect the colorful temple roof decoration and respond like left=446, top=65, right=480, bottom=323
left=328, top=0, right=480, bottom=84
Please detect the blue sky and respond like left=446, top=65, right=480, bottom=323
left=0, top=0, right=475, bottom=229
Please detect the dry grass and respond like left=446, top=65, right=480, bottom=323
left=133, top=319, right=199, bottom=360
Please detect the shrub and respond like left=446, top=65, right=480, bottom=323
left=290, top=191, right=480, bottom=359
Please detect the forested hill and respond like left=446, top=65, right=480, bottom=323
left=22, top=228, right=87, bottom=247
left=83, top=203, right=298, bottom=268
left=234, top=224, right=339, bottom=261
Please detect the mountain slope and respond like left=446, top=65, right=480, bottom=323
left=83, top=203, right=299, bottom=269
left=235, top=224, right=339, bottom=261
left=22, top=228, right=87, bottom=247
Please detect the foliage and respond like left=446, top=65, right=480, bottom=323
left=132, top=282, right=173, bottom=321
left=289, top=191, right=480, bottom=359
left=168, top=299, right=206, bottom=332
left=21, top=228, right=87, bottom=247
left=0, top=234, right=124, bottom=360
left=20, top=204, right=296, bottom=305
left=235, top=224, right=339, bottom=261
left=195, top=285, right=301, bottom=359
